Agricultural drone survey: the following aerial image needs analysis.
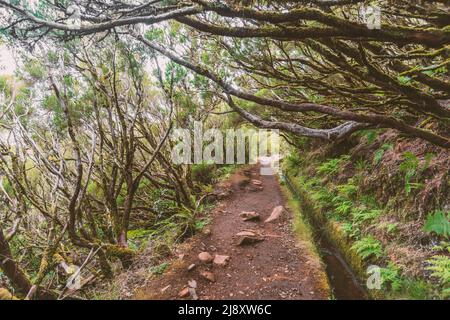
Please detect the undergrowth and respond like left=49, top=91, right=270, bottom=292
left=282, top=136, right=449, bottom=299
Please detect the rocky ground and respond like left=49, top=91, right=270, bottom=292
left=133, top=165, right=329, bottom=300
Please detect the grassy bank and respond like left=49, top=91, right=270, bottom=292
left=282, top=131, right=450, bottom=300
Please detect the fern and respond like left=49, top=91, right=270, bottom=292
left=311, top=188, right=335, bottom=204
left=373, top=143, right=392, bottom=165
left=355, top=159, right=369, bottom=171
left=386, top=223, right=398, bottom=234
left=337, top=180, right=358, bottom=198
left=379, top=264, right=403, bottom=292
left=432, top=241, right=450, bottom=253
left=399, top=151, right=420, bottom=194
left=341, top=222, right=360, bottom=239
left=426, top=255, right=450, bottom=286
left=364, top=130, right=379, bottom=144
left=317, top=155, right=349, bottom=176
left=422, top=153, right=435, bottom=172
left=424, top=210, right=450, bottom=239
left=285, top=152, right=302, bottom=172
left=351, top=207, right=381, bottom=224
left=332, top=195, right=353, bottom=215
left=303, top=176, right=321, bottom=189
left=351, top=236, right=383, bottom=261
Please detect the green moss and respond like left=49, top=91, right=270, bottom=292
left=127, top=229, right=152, bottom=240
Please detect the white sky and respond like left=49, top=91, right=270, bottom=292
left=0, top=44, right=16, bottom=75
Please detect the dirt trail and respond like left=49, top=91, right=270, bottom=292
left=134, top=165, right=329, bottom=300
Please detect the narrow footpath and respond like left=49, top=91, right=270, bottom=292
left=134, top=165, right=329, bottom=300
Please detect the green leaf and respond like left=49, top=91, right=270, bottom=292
left=424, top=211, right=450, bottom=239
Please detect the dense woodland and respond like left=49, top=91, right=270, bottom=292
left=0, top=0, right=448, bottom=300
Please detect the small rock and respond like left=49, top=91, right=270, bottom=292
left=248, top=185, right=263, bottom=192
left=265, top=205, right=284, bottom=223
left=161, top=285, right=171, bottom=293
left=213, top=254, right=230, bottom=266
left=187, top=263, right=196, bottom=271
left=217, top=191, right=231, bottom=199
left=251, top=179, right=262, bottom=185
left=235, top=231, right=264, bottom=246
left=198, top=251, right=213, bottom=263
left=200, top=271, right=216, bottom=282
left=189, top=287, right=199, bottom=300
left=178, top=287, right=190, bottom=298
left=188, top=280, right=197, bottom=289
left=239, top=211, right=260, bottom=221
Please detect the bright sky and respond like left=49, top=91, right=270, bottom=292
left=0, top=45, right=16, bottom=75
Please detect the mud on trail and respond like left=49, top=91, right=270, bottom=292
left=134, top=165, right=329, bottom=300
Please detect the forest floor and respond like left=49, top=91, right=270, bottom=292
left=132, top=164, right=329, bottom=300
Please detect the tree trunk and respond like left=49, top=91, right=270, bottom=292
left=0, top=227, right=32, bottom=297
left=0, top=228, right=56, bottom=299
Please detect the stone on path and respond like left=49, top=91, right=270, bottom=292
left=213, top=254, right=230, bottom=266
left=188, top=287, right=199, bottom=300
left=198, top=251, right=213, bottom=263
left=188, top=279, right=197, bottom=289
left=248, top=185, right=263, bottom=192
left=239, top=211, right=260, bottom=221
left=178, top=287, right=190, bottom=298
left=200, top=271, right=216, bottom=282
left=264, top=206, right=284, bottom=223
left=187, top=263, right=196, bottom=271
left=235, top=231, right=264, bottom=246
left=251, top=179, right=262, bottom=185
left=160, top=285, right=171, bottom=293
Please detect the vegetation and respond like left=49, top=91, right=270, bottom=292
left=283, top=129, right=450, bottom=299
left=0, top=0, right=448, bottom=300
